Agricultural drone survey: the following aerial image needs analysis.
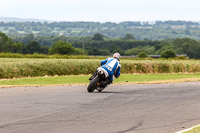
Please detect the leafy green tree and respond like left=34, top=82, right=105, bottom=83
left=49, top=41, right=75, bottom=55
left=156, top=42, right=173, bottom=55
left=26, top=41, right=41, bottom=54
left=92, top=33, right=104, bottom=41
left=12, top=42, right=24, bottom=53
left=125, top=47, right=145, bottom=55
left=124, top=45, right=155, bottom=56
left=138, top=52, right=148, bottom=58
left=73, top=48, right=87, bottom=55
left=161, top=49, right=176, bottom=58
left=0, top=32, right=14, bottom=52
left=172, top=38, right=200, bottom=59
left=123, top=34, right=135, bottom=40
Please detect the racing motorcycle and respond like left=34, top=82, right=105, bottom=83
left=87, top=67, right=111, bottom=93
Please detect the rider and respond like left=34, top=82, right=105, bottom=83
left=100, top=52, right=121, bottom=84
left=89, top=53, right=121, bottom=88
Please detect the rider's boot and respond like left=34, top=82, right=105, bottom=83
left=98, top=79, right=112, bottom=92
left=101, top=79, right=112, bottom=89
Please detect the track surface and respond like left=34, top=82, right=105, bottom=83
left=0, top=82, right=200, bottom=133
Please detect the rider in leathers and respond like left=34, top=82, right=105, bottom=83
left=90, top=53, right=121, bottom=88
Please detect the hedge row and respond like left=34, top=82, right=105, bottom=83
left=0, top=53, right=186, bottom=60
left=0, top=59, right=200, bottom=79
left=0, top=53, right=107, bottom=59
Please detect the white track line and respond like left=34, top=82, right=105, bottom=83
left=176, top=124, right=200, bottom=133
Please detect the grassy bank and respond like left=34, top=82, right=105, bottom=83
left=0, top=53, right=107, bottom=59
left=1, top=73, right=200, bottom=87
left=1, top=58, right=200, bottom=79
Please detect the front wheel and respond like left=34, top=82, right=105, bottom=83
left=87, top=75, right=100, bottom=93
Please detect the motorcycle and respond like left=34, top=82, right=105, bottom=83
left=87, top=67, right=111, bottom=93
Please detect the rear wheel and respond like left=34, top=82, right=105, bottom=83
left=98, top=90, right=102, bottom=92
left=87, top=76, right=100, bottom=93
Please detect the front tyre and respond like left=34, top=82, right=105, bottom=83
left=87, top=75, right=100, bottom=93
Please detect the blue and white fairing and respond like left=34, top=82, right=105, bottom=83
left=98, top=57, right=121, bottom=81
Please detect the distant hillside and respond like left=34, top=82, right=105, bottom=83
left=0, top=18, right=200, bottom=40
left=0, top=17, right=47, bottom=22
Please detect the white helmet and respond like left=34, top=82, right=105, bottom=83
left=113, top=53, right=121, bottom=60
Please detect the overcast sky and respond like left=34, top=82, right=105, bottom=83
left=0, top=0, right=200, bottom=22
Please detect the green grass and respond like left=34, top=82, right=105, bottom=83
left=114, top=73, right=200, bottom=83
left=182, top=126, right=200, bottom=133
left=1, top=73, right=200, bottom=86
left=0, top=75, right=89, bottom=85
left=1, top=58, right=200, bottom=79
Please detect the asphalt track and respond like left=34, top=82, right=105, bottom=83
left=0, top=82, right=200, bottom=133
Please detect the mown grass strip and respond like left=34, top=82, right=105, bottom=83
left=1, top=73, right=200, bottom=87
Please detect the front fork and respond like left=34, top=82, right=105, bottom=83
left=89, top=70, right=98, bottom=80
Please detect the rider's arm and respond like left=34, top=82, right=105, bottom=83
left=100, top=58, right=108, bottom=66
left=114, top=64, right=121, bottom=78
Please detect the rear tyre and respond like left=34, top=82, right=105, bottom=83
left=87, top=76, right=100, bottom=93
left=98, top=89, right=102, bottom=92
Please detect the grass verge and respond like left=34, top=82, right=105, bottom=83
left=1, top=73, right=200, bottom=88
left=178, top=125, right=200, bottom=133
left=183, top=127, right=200, bottom=133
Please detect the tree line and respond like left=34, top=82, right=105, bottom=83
left=1, top=32, right=200, bottom=59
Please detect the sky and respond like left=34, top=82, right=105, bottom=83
left=0, top=0, right=200, bottom=22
